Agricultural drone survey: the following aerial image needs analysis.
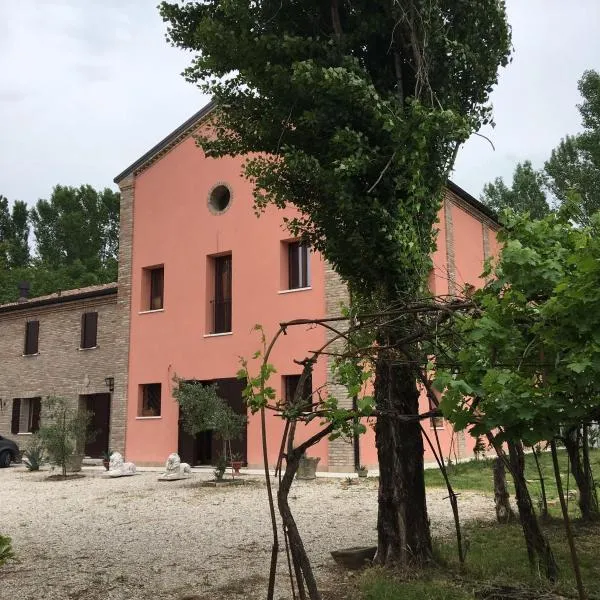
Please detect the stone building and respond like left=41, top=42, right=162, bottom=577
left=0, top=283, right=128, bottom=457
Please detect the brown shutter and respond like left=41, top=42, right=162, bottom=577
left=150, top=268, right=164, bottom=310
left=24, top=320, right=39, bottom=355
left=31, top=398, right=41, bottom=433
left=81, top=312, right=98, bottom=348
left=288, top=243, right=299, bottom=289
left=300, top=244, right=309, bottom=288
left=11, top=399, right=21, bottom=434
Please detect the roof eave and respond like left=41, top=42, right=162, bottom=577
left=113, top=100, right=216, bottom=184
left=0, top=285, right=118, bottom=315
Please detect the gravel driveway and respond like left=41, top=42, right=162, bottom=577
left=0, top=466, right=494, bottom=600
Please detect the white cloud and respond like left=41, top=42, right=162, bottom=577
left=0, top=0, right=598, bottom=205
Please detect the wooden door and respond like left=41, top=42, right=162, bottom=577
left=83, top=394, right=111, bottom=458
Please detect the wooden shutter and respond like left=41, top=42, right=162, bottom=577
left=11, top=399, right=21, bottom=434
left=288, top=243, right=300, bottom=289
left=24, top=320, right=39, bottom=355
left=300, top=244, right=309, bottom=288
left=81, top=312, right=98, bottom=348
left=150, top=268, right=164, bottom=310
left=214, top=256, right=232, bottom=333
left=31, top=398, right=41, bottom=433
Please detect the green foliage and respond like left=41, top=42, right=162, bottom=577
left=38, top=396, right=93, bottom=478
left=0, top=184, right=119, bottom=304
left=173, top=379, right=246, bottom=442
left=480, top=161, right=550, bottom=219
left=0, top=196, right=29, bottom=269
left=433, top=210, right=600, bottom=445
left=545, top=70, right=600, bottom=226
left=30, top=185, right=119, bottom=273
left=0, top=534, right=15, bottom=567
left=23, top=435, right=45, bottom=472
left=160, top=0, right=511, bottom=303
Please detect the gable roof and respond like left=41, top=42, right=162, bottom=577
left=114, top=101, right=216, bottom=184
left=114, top=102, right=498, bottom=225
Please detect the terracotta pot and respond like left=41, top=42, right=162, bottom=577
left=102, top=459, right=110, bottom=471
left=231, top=461, right=243, bottom=475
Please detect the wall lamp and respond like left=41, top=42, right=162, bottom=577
left=104, top=377, right=115, bottom=392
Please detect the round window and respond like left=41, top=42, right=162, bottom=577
left=208, top=184, right=232, bottom=214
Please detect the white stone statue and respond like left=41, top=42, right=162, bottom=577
left=158, top=453, right=191, bottom=481
left=107, top=452, right=137, bottom=477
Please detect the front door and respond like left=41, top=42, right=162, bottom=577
left=82, top=393, right=111, bottom=458
left=177, top=378, right=247, bottom=466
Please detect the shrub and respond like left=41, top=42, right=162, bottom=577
left=0, top=535, right=14, bottom=567
left=23, top=435, right=45, bottom=471
left=38, top=396, right=93, bottom=478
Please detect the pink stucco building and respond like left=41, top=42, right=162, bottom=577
left=114, top=103, right=500, bottom=471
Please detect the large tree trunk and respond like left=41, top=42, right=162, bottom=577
left=374, top=353, right=432, bottom=566
left=564, top=427, right=599, bottom=522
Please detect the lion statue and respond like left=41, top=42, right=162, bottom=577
left=158, top=452, right=191, bottom=481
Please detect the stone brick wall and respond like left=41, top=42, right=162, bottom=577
left=113, top=174, right=135, bottom=458
left=324, top=261, right=355, bottom=472
left=0, top=291, right=126, bottom=455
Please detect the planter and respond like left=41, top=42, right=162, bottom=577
left=297, top=456, right=320, bottom=480
left=230, top=461, right=243, bottom=475
left=66, top=453, right=84, bottom=473
left=357, top=468, right=368, bottom=478
left=102, top=459, right=110, bottom=471
left=331, top=546, right=377, bottom=570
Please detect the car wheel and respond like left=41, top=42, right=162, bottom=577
left=0, top=450, right=11, bottom=468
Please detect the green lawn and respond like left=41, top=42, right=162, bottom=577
left=352, top=449, right=600, bottom=600
left=358, top=520, right=600, bottom=599
left=424, top=448, right=600, bottom=506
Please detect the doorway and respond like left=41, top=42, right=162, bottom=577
left=178, top=377, right=247, bottom=466
left=81, top=393, right=111, bottom=458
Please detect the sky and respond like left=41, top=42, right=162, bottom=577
left=1, top=0, right=599, bottom=206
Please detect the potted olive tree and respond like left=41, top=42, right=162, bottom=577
left=39, top=396, right=93, bottom=478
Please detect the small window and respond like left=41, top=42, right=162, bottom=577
left=143, top=266, right=164, bottom=311
left=24, top=320, right=39, bottom=355
left=287, top=242, right=310, bottom=290
left=283, top=374, right=313, bottom=408
left=80, top=312, right=98, bottom=349
left=211, top=254, right=232, bottom=333
left=11, top=397, right=41, bottom=434
left=140, top=384, right=161, bottom=417
left=208, top=184, right=232, bottom=214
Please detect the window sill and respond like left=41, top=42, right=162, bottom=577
left=278, top=287, right=312, bottom=295
left=203, top=332, right=233, bottom=338
left=22, top=353, right=40, bottom=357
left=136, top=416, right=162, bottom=420
left=78, top=346, right=98, bottom=351
left=17, top=432, right=33, bottom=436
left=138, top=309, right=165, bottom=315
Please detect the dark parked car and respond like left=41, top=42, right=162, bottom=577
left=0, top=435, right=20, bottom=468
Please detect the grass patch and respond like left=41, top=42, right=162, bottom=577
left=361, top=569, right=470, bottom=599
left=424, top=448, right=600, bottom=503
left=355, top=520, right=600, bottom=599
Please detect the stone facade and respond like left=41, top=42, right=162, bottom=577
left=0, top=285, right=126, bottom=456
left=324, top=261, right=355, bottom=472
